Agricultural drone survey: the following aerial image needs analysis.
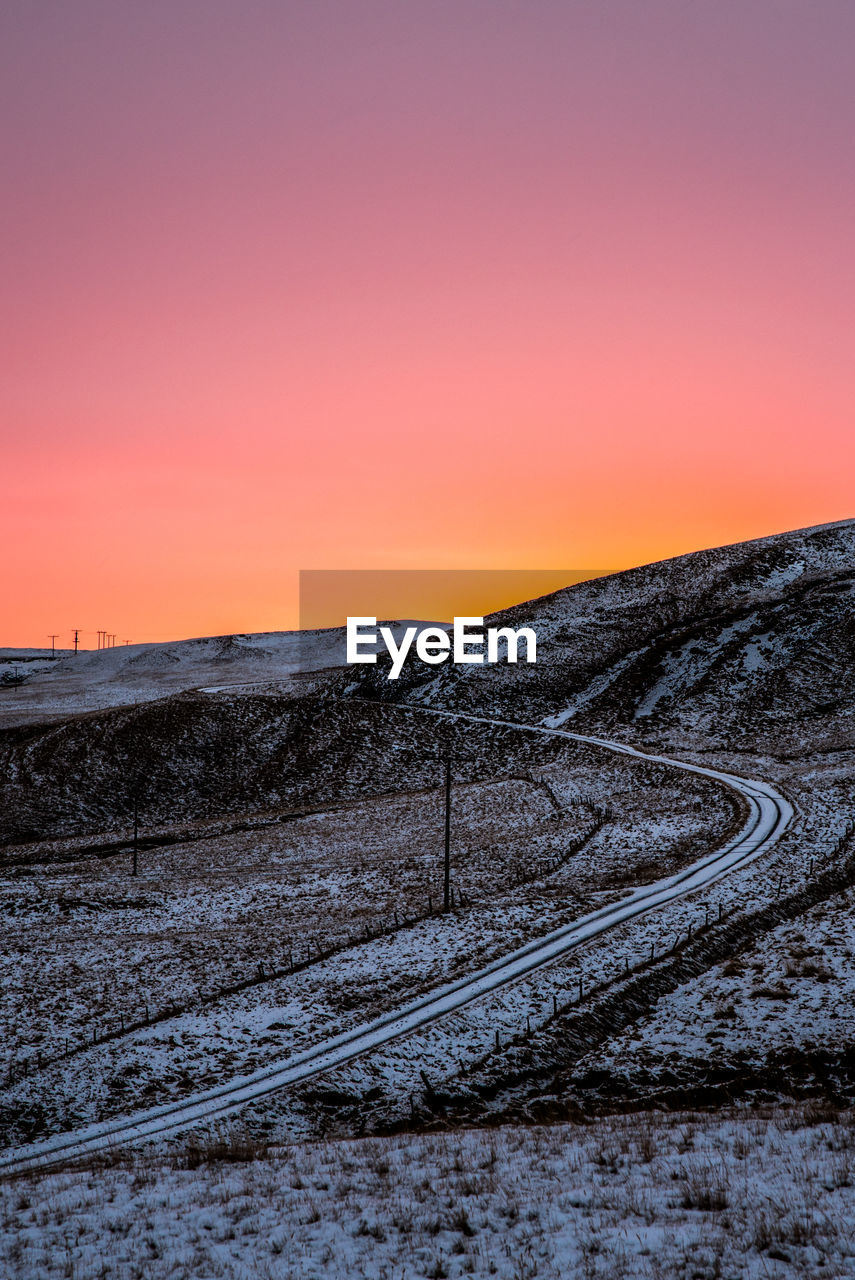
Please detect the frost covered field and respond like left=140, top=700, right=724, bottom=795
left=0, top=631, right=346, bottom=730
left=573, top=867, right=855, bottom=1109
left=4, top=1107, right=855, bottom=1279
left=3, top=521, right=855, bottom=1275
left=1, top=733, right=732, bottom=1148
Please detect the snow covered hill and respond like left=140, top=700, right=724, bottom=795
left=0, top=631, right=341, bottom=729
left=363, top=519, right=855, bottom=757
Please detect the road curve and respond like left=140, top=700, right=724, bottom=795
left=0, top=710, right=792, bottom=1176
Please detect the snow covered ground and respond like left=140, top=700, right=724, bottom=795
left=3, top=1106, right=854, bottom=1278
left=0, top=623, right=447, bottom=729
left=574, top=871, right=855, bottom=1105
left=0, top=633, right=335, bottom=727
left=1, top=740, right=734, bottom=1149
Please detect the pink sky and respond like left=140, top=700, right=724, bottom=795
left=3, top=2, right=853, bottom=647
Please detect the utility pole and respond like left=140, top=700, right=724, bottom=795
left=48, top=635, right=58, bottom=655
left=132, top=794, right=138, bottom=877
left=72, top=629, right=80, bottom=655
left=443, top=755, right=452, bottom=912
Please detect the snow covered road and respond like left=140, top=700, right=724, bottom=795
left=0, top=709, right=792, bottom=1175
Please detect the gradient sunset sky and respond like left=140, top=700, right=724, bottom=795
left=3, top=1, right=853, bottom=647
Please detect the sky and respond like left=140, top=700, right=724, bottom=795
left=3, top=1, right=853, bottom=647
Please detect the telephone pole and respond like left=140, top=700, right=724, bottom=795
left=72, top=629, right=80, bottom=655
left=48, top=635, right=58, bottom=655
left=132, top=794, right=139, bottom=877
left=443, top=755, right=452, bottom=912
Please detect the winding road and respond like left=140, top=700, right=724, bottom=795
left=0, top=708, right=792, bottom=1176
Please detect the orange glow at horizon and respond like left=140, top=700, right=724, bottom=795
left=3, top=3, right=854, bottom=648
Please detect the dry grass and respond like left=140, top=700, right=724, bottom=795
left=3, top=1105, right=855, bottom=1278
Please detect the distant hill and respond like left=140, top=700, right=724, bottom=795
left=358, top=519, right=855, bottom=757
left=3, top=520, right=852, bottom=845
left=0, top=624, right=439, bottom=729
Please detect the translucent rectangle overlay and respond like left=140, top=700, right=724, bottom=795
left=296, top=569, right=610, bottom=674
